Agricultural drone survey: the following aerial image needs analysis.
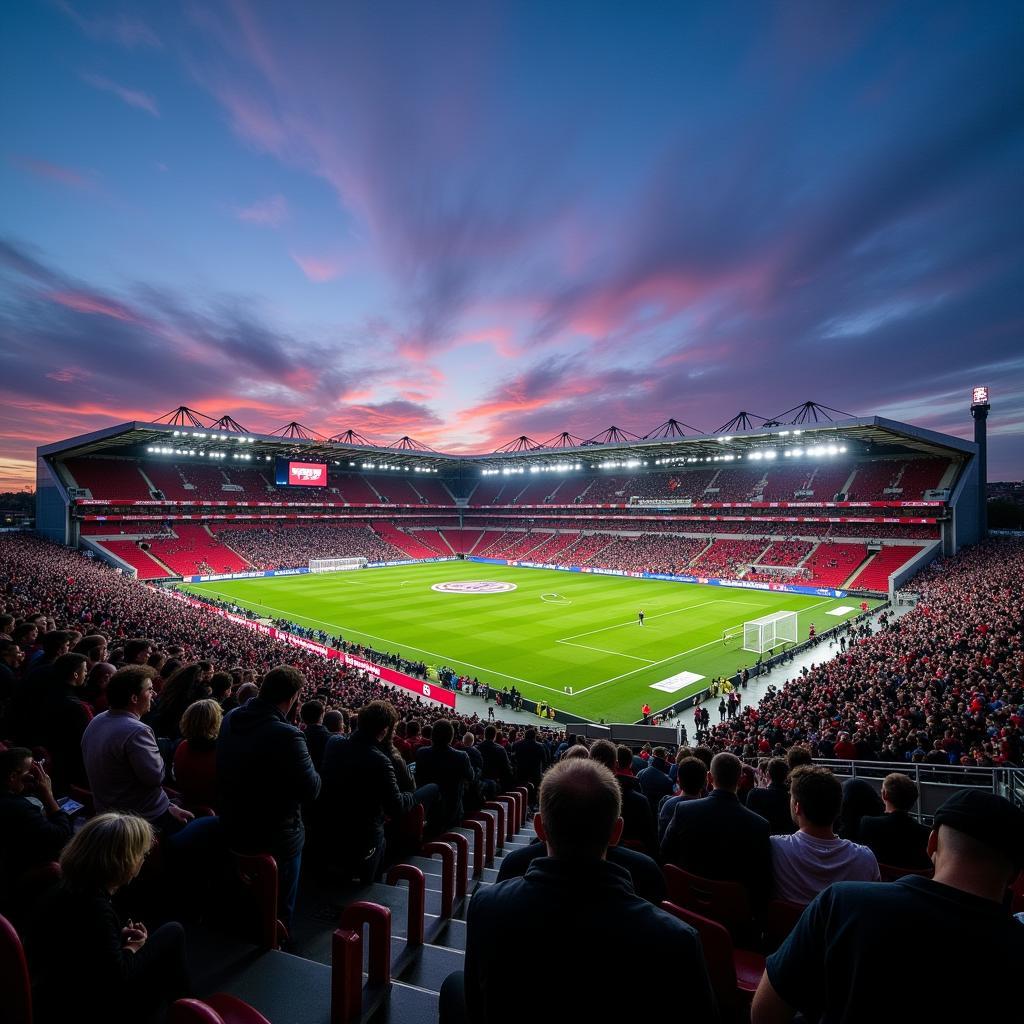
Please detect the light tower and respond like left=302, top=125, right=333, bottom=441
left=970, top=386, right=990, bottom=537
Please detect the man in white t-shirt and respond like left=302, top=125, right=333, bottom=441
left=770, top=765, right=879, bottom=904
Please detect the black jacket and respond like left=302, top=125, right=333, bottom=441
left=477, top=739, right=513, bottom=788
left=637, top=758, right=674, bottom=814
left=216, top=698, right=320, bottom=860
left=464, top=857, right=716, bottom=1023
left=510, top=738, right=546, bottom=786
left=319, top=731, right=416, bottom=854
left=302, top=722, right=331, bottom=771
left=414, top=743, right=474, bottom=830
left=858, top=811, right=932, bottom=869
left=746, top=783, right=797, bottom=835
left=662, top=789, right=773, bottom=908
left=0, top=793, right=72, bottom=890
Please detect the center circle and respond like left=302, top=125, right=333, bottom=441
left=431, top=580, right=518, bottom=594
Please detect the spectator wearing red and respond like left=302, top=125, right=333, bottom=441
left=173, top=698, right=222, bottom=810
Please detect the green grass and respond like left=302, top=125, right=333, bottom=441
left=179, top=561, right=877, bottom=723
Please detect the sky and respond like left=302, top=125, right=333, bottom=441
left=1, top=0, right=1022, bottom=491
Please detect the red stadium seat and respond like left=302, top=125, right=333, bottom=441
left=170, top=994, right=271, bottom=1024
left=663, top=863, right=754, bottom=940
left=0, top=912, right=32, bottom=1024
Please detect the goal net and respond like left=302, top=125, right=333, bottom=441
left=308, top=557, right=368, bottom=574
left=742, top=610, right=798, bottom=654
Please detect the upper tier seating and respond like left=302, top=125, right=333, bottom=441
left=371, top=522, right=447, bottom=559
left=547, top=477, right=595, bottom=503
left=334, top=473, right=384, bottom=503
left=372, top=478, right=424, bottom=504
left=521, top=531, right=580, bottom=562
left=408, top=478, right=455, bottom=505
left=65, top=458, right=152, bottom=500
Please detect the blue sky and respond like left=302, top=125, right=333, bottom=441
left=1, top=0, right=1022, bottom=488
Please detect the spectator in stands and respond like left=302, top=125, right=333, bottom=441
left=152, top=662, right=213, bottom=741
left=19, top=651, right=93, bottom=790
left=657, top=755, right=707, bottom=840
left=83, top=661, right=115, bottom=714
left=478, top=724, right=513, bottom=792
left=323, top=708, right=345, bottom=736
left=770, top=766, right=880, bottom=904
left=857, top=772, right=932, bottom=870
left=0, top=637, right=24, bottom=731
left=81, top=666, right=195, bottom=832
left=511, top=726, right=547, bottom=803
left=662, top=751, right=773, bottom=910
left=172, top=698, right=222, bottom=810
left=0, top=747, right=72, bottom=907
left=443, top=759, right=716, bottom=1023
left=318, top=700, right=439, bottom=883
left=121, top=638, right=155, bottom=666
left=637, top=745, right=673, bottom=816
left=753, top=791, right=1024, bottom=1022
left=591, top=739, right=659, bottom=855
left=28, top=812, right=189, bottom=1024
left=217, top=665, right=320, bottom=926
left=415, top=718, right=475, bottom=831
left=836, top=777, right=885, bottom=841
left=300, top=699, right=330, bottom=770
left=746, top=757, right=797, bottom=835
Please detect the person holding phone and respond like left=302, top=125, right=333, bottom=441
left=0, top=746, right=73, bottom=909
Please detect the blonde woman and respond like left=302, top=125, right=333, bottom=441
left=173, top=698, right=223, bottom=810
left=28, top=811, right=189, bottom=1023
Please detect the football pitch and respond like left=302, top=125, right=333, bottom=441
left=179, top=561, right=878, bottom=723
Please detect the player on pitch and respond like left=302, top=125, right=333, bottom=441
left=638, top=609, right=645, bottom=626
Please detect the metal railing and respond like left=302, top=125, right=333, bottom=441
left=817, top=759, right=1024, bottom=822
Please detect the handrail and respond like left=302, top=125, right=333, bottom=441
left=483, top=801, right=507, bottom=852
left=331, top=929, right=362, bottom=1024
left=493, top=795, right=516, bottom=839
left=338, top=901, right=392, bottom=987
left=421, top=841, right=455, bottom=919
left=440, top=832, right=470, bottom=900
left=467, top=811, right=496, bottom=866
left=386, top=864, right=425, bottom=946
left=460, top=818, right=485, bottom=878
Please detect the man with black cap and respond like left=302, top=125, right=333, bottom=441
left=751, top=789, right=1024, bottom=1023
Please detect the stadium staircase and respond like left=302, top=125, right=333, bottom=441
left=844, top=544, right=928, bottom=593
left=179, top=793, right=535, bottom=1024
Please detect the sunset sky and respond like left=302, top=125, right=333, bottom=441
left=2, top=0, right=1022, bottom=491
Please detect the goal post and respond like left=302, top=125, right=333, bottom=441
left=722, top=624, right=744, bottom=648
left=742, top=610, right=798, bottom=654
left=308, top=557, right=368, bottom=574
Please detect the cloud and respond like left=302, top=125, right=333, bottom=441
left=81, top=73, right=160, bottom=117
left=9, top=156, right=93, bottom=190
left=234, top=194, right=288, bottom=226
left=289, top=251, right=344, bottom=282
left=56, top=2, right=161, bottom=48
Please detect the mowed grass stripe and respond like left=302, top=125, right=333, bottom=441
left=180, top=562, right=877, bottom=722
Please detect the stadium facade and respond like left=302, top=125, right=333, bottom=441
left=36, top=404, right=982, bottom=600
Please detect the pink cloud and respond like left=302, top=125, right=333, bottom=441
left=81, top=73, right=160, bottom=117
left=56, top=3, right=161, bottom=49
left=10, top=156, right=92, bottom=190
left=289, top=251, right=344, bottom=283
left=235, top=194, right=289, bottom=226
left=46, top=290, right=139, bottom=322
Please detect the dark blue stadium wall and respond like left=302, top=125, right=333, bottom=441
left=35, top=457, right=68, bottom=544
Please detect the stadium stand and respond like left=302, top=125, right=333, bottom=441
left=94, top=539, right=174, bottom=579
left=407, top=477, right=455, bottom=505
left=757, top=540, right=814, bottom=566
left=333, top=473, right=383, bottom=503
left=845, top=545, right=926, bottom=591
left=371, top=477, right=424, bottom=505
left=692, top=538, right=772, bottom=574
left=370, top=522, right=448, bottom=559
left=801, top=542, right=868, bottom=587
left=212, top=524, right=406, bottom=569
left=64, top=458, right=153, bottom=500
left=145, top=525, right=251, bottom=577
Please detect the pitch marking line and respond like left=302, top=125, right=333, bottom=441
left=556, top=640, right=656, bottom=664
left=182, top=588, right=837, bottom=699
left=556, top=599, right=761, bottom=644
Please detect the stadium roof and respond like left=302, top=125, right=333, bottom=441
left=39, top=403, right=977, bottom=474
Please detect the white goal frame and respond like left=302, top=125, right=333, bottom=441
left=742, top=610, right=798, bottom=654
left=308, top=557, right=368, bottom=574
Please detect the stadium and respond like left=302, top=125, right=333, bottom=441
left=4, top=2, right=1024, bottom=1022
